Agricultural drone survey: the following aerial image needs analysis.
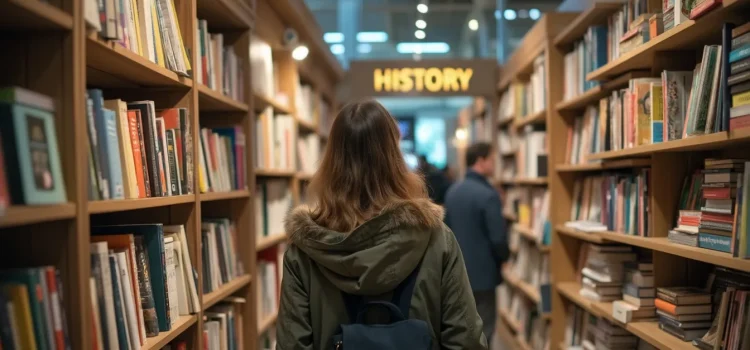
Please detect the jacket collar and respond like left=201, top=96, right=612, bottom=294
left=466, top=170, right=493, bottom=189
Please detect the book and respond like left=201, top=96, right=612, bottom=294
left=656, top=309, right=712, bottom=322
left=163, top=236, right=179, bottom=328
left=105, top=99, right=139, bottom=199
left=656, top=287, right=712, bottom=305
left=2, top=284, right=37, bottom=349
left=108, top=254, right=131, bottom=349
left=133, top=236, right=159, bottom=337
left=127, top=101, right=163, bottom=197
left=91, top=242, right=119, bottom=349
left=612, top=300, right=656, bottom=323
left=659, top=322, right=709, bottom=341
left=655, top=298, right=712, bottom=315
left=163, top=225, right=199, bottom=314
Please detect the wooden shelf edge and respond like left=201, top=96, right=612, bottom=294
left=296, top=172, right=315, bottom=181
left=586, top=130, right=750, bottom=160
left=514, top=177, right=549, bottom=185
left=555, top=225, right=606, bottom=244
left=296, top=117, right=318, bottom=132
left=514, top=110, right=547, bottom=129
left=199, top=190, right=251, bottom=202
left=252, top=92, right=292, bottom=114
left=142, top=315, right=197, bottom=350
left=202, top=274, right=252, bottom=310
left=256, top=233, right=287, bottom=251
left=555, top=158, right=652, bottom=172
left=197, top=84, right=250, bottom=112
left=255, top=169, right=297, bottom=177
left=0, top=203, right=77, bottom=228
left=257, top=312, right=278, bottom=334
left=504, top=271, right=542, bottom=304
left=88, top=195, right=196, bottom=214
left=196, top=0, right=254, bottom=29
left=1, top=0, right=74, bottom=30
left=552, top=2, right=626, bottom=47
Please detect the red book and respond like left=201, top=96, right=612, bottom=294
left=127, top=111, right=147, bottom=198
left=689, top=0, right=721, bottom=19
left=704, top=187, right=735, bottom=199
left=159, top=108, right=180, bottom=130
left=730, top=114, right=750, bottom=130
left=0, top=133, right=8, bottom=211
left=702, top=212, right=735, bottom=223
left=44, top=268, right=65, bottom=349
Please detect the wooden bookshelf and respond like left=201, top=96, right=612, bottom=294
left=552, top=2, right=625, bottom=48
left=199, top=190, right=252, bottom=202
left=252, top=92, right=293, bottom=114
left=202, top=274, right=253, bottom=310
left=498, top=117, right=515, bottom=128
left=142, top=315, right=199, bottom=350
left=196, top=0, right=254, bottom=29
left=555, top=158, right=651, bottom=172
left=255, top=168, right=297, bottom=177
left=256, top=233, right=287, bottom=251
left=88, top=195, right=196, bottom=214
left=197, top=84, right=250, bottom=112
left=257, top=311, right=278, bottom=334
left=0, top=0, right=74, bottom=30
left=504, top=270, right=542, bottom=303
left=0, top=203, right=77, bottom=228
left=514, top=177, right=549, bottom=185
left=555, top=225, right=607, bottom=244
left=514, top=109, right=547, bottom=129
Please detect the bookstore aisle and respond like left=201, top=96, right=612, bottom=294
left=0, top=0, right=341, bottom=349
left=494, top=0, right=750, bottom=350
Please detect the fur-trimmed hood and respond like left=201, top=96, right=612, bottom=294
left=283, top=199, right=445, bottom=295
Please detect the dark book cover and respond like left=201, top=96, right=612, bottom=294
left=165, top=130, right=180, bottom=195
left=108, top=256, right=130, bottom=350
left=722, top=23, right=736, bottom=132
left=0, top=291, right=15, bottom=350
left=730, top=80, right=750, bottom=95
left=213, top=225, right=229, bottom=284
left=127, top=102, right=162, bottom=197
left=178, top=108, right=193, bottom=195
left=202, top=230, right=211, bottom=294
left=133, top=236, right=159, bottom=336
left=730, top=57, right=750, bottom=76
left=134, top=110, right=152, bottom=198
left=659, top=322, right=708, bottom=341
left=0, top=133, right=7, bottom=211
left=733, top=32, right=750, bottom=48
left=85, top=94, right=102, bottom=200
left=92, top=224, right=170, bottom=332
left=728, top=70, right=750, bottom=86
left=87, top=90, right=111, bottom=200
left=0, top=269, right=49, bottom=350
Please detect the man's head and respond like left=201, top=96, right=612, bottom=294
left=466, top=142, right=495, bottom=177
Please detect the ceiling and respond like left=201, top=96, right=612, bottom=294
left=304, top=0, right=565, bottom=61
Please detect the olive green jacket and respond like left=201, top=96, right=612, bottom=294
left=276, top=199, right=488, bottom=350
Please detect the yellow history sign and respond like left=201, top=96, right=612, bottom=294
left=373, top=67, right=474, bottom=93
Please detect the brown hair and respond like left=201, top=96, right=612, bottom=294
left=308, top=100, right=428, bottom=232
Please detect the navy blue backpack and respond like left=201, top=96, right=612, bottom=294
left=331, top=264, right=432, bottom=350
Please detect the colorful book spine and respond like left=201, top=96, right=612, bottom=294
left=103, top=108, right=125, bottom=200
left=698, top=232, right=733, bottom=252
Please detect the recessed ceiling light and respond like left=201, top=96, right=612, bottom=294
left=357, top=43, right=372, bottom=54
left=292, top=45, right=309, bottom=61
left=415, top=29, right=426, bottom=39
left=529, top=9, right=541, bottom=20
left=468, top=19, right=479, bottom=31
left=503, top=9, right=517, bottom=20
left=396, top=42, right=450, bottom=54
left=417, top=3, right=428, bottom=13
left=330, top=44, right=345, bottom=55
left=323, top=32, right=344, bottom=43
left=356, top=31, right=388, bottom=43
left=416, top=19, right=427, bottom=29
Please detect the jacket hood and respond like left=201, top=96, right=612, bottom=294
left=284, top=199, right=444, bottom=295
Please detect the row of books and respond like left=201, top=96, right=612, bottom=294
left=497, top=88, right=514, bottom=124
left=255, top=109, right=295, bottom=171
left=517, top=188, right=551, bottom=245
left=654, top=287, right=712, bottom=342
left=612, top=262, right=657, bottom=323
left=202, top=219, right=244, bottom=294
left=513, top=55, right=547, bottom=118
left=729, top=23, right=750, bottom=129
left=568, top=170, right=651, bottom=236
left=196, top=21, right=246, bottom=102
left=498, top=283, right=549, bottom=349
left=496, top=128, right=517, bottom=181
left=0, top=87, right=66, bottom=207
left=197, top=127, right=248, bottom=193
left=507, top=240, right=550, bottom=295
left=296, top=82, right=316, bottom=125
left=202, top=299, right=246, bottom=350
left=563, top=26, right=607, bottom=101
left=576, top=242, right=640, bottom=302
left=89, top=224, right=200, bottom=350
left=0, top=266, right=69, bottom=349
left=297, top=134, right=321, bottom=176
left=256, top=247, right=283, bottom=326
left=669, top=158, right=750, bottom=256
left=515, top=129, right=547, bottom=179
left=86, top=90, right=194, bottom=201
left=563, top=304, right=655, bottom=350
left=255, top=180, right=293, bottom=239
left=565, top=104, right=604, bottom=165
left=85, top=0, right=191, bottom=75
left=250, top=36, right=276, bottom=101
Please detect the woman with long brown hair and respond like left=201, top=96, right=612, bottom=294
left=277, top=100, right=487, bottom=350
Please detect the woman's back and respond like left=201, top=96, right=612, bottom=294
left=275, top=100, right=488, bottom=350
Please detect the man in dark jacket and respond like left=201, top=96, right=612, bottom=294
left=444, top=142, right=510, bottom=343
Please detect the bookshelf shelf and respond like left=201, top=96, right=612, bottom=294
left=0, top=203, right=77, bottom=228
left=627, top=321, right=696, bottom=350
left=256, top=233, right=287, bottom=251
left=555, top=86, right=604, bottom=113
left=196, top=0, right=254, bottom=29
left=252, top=92, right=292, bottom=114
left=296, top=117, right=318, bottom=133
left=88, top=195, right=196, bottom=214
left=556, top=225, right=606, bottom=244
left=587, top=0, right=749, bottom=81
left=586, top=132, right=733, bottom=160
left=0, top=0, right=73, bottom=30
left=142, top=315, right=198, bottom=350
left=514, top=110, right=547, bottom=129
left=197, top=84, right=250, bottom=112
left=202, top=274, right=252, bottom=310
left=498, top=117, right=515, bottom=128
left=86, top=35, right=193, bottom=88
left=296, top=172, right=314, bottom=181
left=500, top=149, right=517, bottom=157
left=199, top=190, right=251, bottom=202
left=258, top=311, right=278, bottom=334
left=514, top=177, right=549, bottom=185
left=555, top=158, right=652, bottom=172
left=255, top=168, right=297, bottom=177
left=504, top=270, right=542, bottom=303
left=553, top=2, right=625, bottom=47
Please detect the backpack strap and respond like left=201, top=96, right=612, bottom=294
left=341, top=261, right=423, bottom=323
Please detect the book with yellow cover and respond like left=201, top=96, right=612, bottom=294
left=732, top=90, right=750, bottom=108
left=151, top=0, right=166, bottom=68
left=3, top=284, right=38, bottom=349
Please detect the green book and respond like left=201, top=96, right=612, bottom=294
left=0, top=268, right=50, bottom=350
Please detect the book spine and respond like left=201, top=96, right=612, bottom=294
left=698, top=232, right=733, bottom=252
left=108, top=256, right=131, bottom=350
left=139, top=103, right=163, bottom=197
left=4, top=284, right=38, bottom=349
left=44, top=268, right=66, bottom=349
left=730, top=44, right=750, bottom=64
left=732, top=90, right=750, bottom=107
left=178, top=109, right=193, bottom=194
left=86, top=95, right=103, bottom=200
left=734, top=33, right=750, bottom=51
left=127, top=111, right=147, bottom=198
left=115, top=101, right=138, bottom=199
left=731, top=58, right=750, bottom=76
left=134, top=111, right=152, bottom=197
left=155, top=119, right=170, bottom=196
left=104, top=109, right=125, bottom=199
left=165, top=130, right=179, bottom=195
left=115, top=253, right=141, bottom=350
left=90, top=91, right=112, bottom=200
left=133, top=236, right=159, bottom=336
left=163, top=240, right=179, bottom=327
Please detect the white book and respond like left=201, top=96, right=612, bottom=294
left=200, top=129, right=215, bottom=190
left=205, top=321, right=220, bottom=350
left=85, top=0, right=102, bottom=30
left=163, top=236, right=179, bottom=327
left=154, top=0, right=178, bottom=71
left=163, top=0, right=187, bottom=73
left=165, top=233, right=189, bottom=315
left=164, top=225, right=200, bottom=313
left=264, top=263, right=278, bottom=314
left=195, top=21, right=203, bottom=85
left=136, top=0, right=156, bottom=62
left=115, top=251, right=142, bottom=350
left=91, top=242, right=119, bottom=350
left=205, top=312, right=228, bottom=350
left=106, top=99, right=139, bottom=199
left=90, top=278, right=105, bottom=350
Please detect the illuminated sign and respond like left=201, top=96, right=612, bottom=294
left=373, top=67, right=474, bottom=93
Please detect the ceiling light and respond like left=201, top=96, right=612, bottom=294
left=529, top=9, right=541, bottom=20
left=357, top=43, right=372, bottom=54
left=396, top=42, right=450, bottom=54
left=292, top=45, right=309, bottom=60
left=417, top=3, right=428, bottom=13
left=503, top=9, right=517, bottom=20
left=416, top=19, right=427, bottom=29
left=330, top=44, right=345, bottom=55
left=356, top=31, right=388, bottom=43
left=323, top=32, right=344, bottom=43
left=468, top=19, right=479, bottom=31
left=415, top=29, right=426, bottom=39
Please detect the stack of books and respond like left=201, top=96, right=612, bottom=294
left=578, top=244, right=637, bottom=302
left=662, top=0, right=688, bottom=32
left=87, top=90, right=194, bottom=200
left=0, top=266, right=70, bottom=349
left=197, top=126, right=247, bottom=193
left=668, top=171, right=703, bottom=246
left=250, top=36, right=275, bottom=100
left=693, top=267, right=750, bottom=349
left=612, top=261, right=656, bottom=323
left=196, top=20, right=245, bottom=101
left=563, top=25, right=608, bottom=102
left=202, top=219, right=243, bottom=294
left=697, top=159, right=744, bottom=253
left=591, top=318, right=640, bottom=350
left=255, top=108, right=296, bottom=171
left=88, top=0, right=191, bottom=75
left=0, top=87, right=67, bottom=208
left=90, top=224, right=200, bottom=349
left=730, top=23, right=750, bottom=129
left=255, top=179, right=293, bottom=239
left=568, top=171, right=651, bottom=236
left=204, top=300, right=246, bottom=350
left=565, top=104, right=605, bottom=165
left=655, top=287, right=712, bottom=342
